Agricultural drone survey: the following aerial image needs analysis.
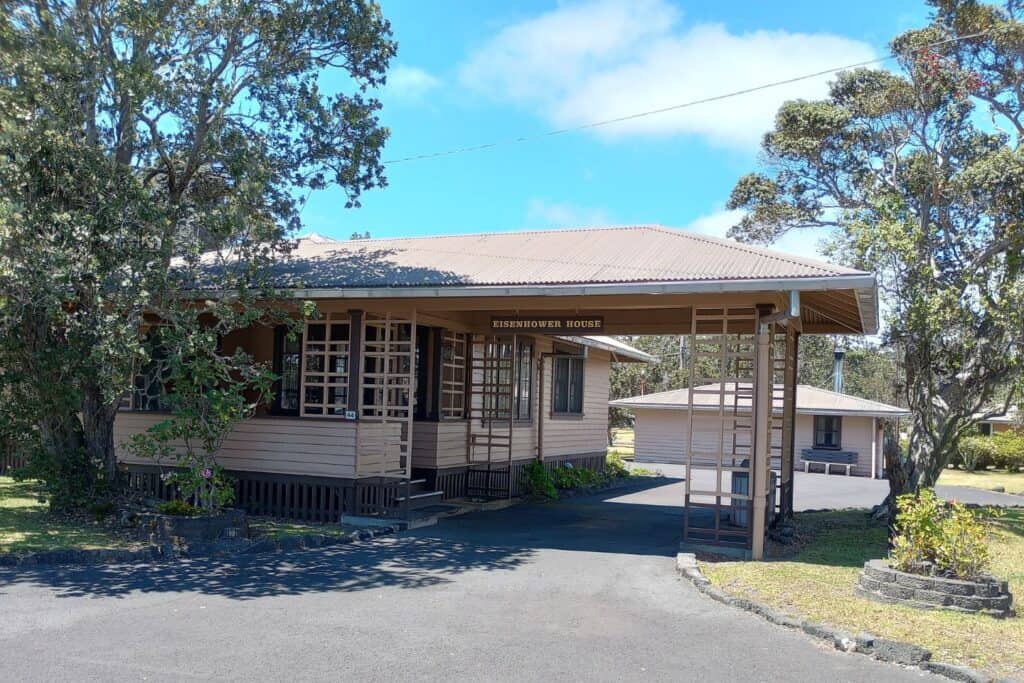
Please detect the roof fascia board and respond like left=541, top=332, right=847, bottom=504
left=609, top=402, right=908, bottom=418
left=273, top=273, right=877, bottom=300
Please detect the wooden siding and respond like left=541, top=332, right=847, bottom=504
left=633, top=408, right=880, bottom=477
left=115, top=412, right=400, bottom=479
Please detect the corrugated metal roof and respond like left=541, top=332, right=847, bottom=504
left=610, top=383, right=908, bottom=418
left=562, top=336, right=654, bottom=363
left=249, top=226, right=866, bottom=289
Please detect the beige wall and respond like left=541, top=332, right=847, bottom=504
left=632, top=408, right=881, bottom=477
left=115, top=412, right=401, bottom=479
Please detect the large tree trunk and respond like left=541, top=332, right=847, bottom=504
left=81, top=381, right=121, bottom=489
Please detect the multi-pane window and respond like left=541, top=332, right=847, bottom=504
left=300, top=315, right=350, bottom=416
left=272, top=327, right=302, bottom=415
left=441, top=332, right=467, bottom=419
left=813, top=415, right=842, bottom=449
left=514, top=343, right=533, bottom=420
left=552, top=355, right=584, bottom=415
left=130, top=342, right=169, bottom=411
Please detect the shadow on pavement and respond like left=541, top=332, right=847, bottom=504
left=0, top=477, right=685, bottom=601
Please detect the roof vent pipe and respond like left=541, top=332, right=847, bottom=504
left=833, top=350, right=845, bottom=394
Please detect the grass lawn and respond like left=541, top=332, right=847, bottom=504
left=607, top=427, right=635, bottom=459
left=938, top=467, right=1024, bottom=495
left=0, top=477, right=136, bottom=555
left=701, top=508, right=1024, bottom=680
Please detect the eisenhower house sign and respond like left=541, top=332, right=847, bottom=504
left=114, top=226, right=878, bottom=560
left=491, top=316, right=605, bottom=334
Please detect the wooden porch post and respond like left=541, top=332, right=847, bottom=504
left=752, top=314, right=773, bottom=560
left=347, top=309, right=364, bottom=417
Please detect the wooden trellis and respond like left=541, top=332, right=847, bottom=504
left=466, top=334, right=517, bottom=497
left=360, top=312, right=416, bottom=478
left=299, top=313, right=350, bottom=417
left=683, top=306, right=759, bottom=551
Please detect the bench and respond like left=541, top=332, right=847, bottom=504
left=800, top=449, right=858, bottom=476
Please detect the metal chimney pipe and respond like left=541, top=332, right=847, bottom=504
left=833, top=350, right=845, bottom=394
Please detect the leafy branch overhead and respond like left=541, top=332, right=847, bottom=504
left=0, top=1, right=395, bottom=508
left=726, top=0, right=1024, bottom=500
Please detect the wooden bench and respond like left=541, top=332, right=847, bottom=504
left=800, top=449, right=858, bottom=476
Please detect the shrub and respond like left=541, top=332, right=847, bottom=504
left=522, top=461, right=557, bottom=499
left=157, top=499, right=202, bottom=516
left=991, top=432, right=1024, bottom=472
left=889, top=488, right=992, bottom=580
left=606, top=453, right=630, bottom=478
left=956, top=436, right=998, bottom=472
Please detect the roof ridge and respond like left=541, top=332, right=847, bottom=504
left=296, top=224, right=665, bottom=245
left=643, top=225, right=861, bottom=276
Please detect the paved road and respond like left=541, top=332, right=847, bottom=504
left=636, top=463, right=1024, bottom=509
left=0, top=480, right=939, bottom=682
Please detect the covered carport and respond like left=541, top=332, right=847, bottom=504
left=273, top=226, right=878, bottom=560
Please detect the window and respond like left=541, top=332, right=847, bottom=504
left=272, top=326, right=302, bottom=415
left=300, top=315, right=350, bottom=416
left=514, top=342, right=533, bottom=420
left=814, top=415, right=842, bottom=449
left=979, top=422, right=993, bottom=437
left=130, top=338, right=168, bottom=411
left=552, top=355, right=584, bottom=415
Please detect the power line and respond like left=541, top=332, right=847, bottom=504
left=382, top=29, right=992, bottom=166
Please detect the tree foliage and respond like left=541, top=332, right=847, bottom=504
left=727, top=0, right=1024, bottom=500
left=0, top=1, right=394, bottom=508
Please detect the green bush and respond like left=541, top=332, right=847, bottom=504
left=956, top=436, right=999, bottom=472
left=889, top=488, right=992, bottom=580
left=522, top=461, right=557, bottom=499
left=991, top=432, right=1024, bottom=472
left=606, top=453, right=630, bottom=478
left=157, top=499, right=202, bottom=516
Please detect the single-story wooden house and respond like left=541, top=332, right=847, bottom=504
left=611, top=384, right=907, bottom=478
left=978, top=408, right=1020, bottom=435
left=112, top=225, right=880, bottom=559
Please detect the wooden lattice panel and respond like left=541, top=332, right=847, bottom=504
left=683, top=306, right=759, bottom=550
left=300, top=313, right=350, bottom=417
left=360, top=312, right=416, bottom=478
left=441, top=331, right=468, bottom=420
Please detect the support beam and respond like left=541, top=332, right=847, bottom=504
left=346, top=309, right=364, bottom=417
left=751, top=317, right=773, bottom=560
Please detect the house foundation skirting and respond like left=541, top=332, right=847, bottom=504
left=415, top=451, right=608, bottom=500
left=123, top=465, right=408, bottom=522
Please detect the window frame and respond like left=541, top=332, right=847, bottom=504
left=813, top=414, right=843, bottom=450
left=271, top=325, right=303, bottom=416
left=551, top=354, right=585, bottom=418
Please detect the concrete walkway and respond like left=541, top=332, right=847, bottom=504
left=0, top=479, right=938, bottom=682
left=634, top=463, right=1024, bottom=509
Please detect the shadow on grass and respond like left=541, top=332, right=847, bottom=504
left=0, top=475, right=685, bottom=601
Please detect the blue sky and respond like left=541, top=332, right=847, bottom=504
left=301, top=0, right=929, bottom=259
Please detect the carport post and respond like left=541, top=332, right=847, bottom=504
left=751, top=317, right=773, bottom=560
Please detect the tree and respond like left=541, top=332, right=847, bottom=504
left=608, top=335, right=689, bottom=442
left=798, top=336, right=903, bottom=406
left=0, top=1, right=395, bottom=508
left=727, top=0, right=1024, bottom=506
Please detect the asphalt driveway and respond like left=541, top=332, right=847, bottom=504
left=0, top=479, right=940, bottom=682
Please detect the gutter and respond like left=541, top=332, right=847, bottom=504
left=271, top=273, right=878, bottom=300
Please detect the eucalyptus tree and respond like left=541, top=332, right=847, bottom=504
left=727, top=0, right=1024, bottom=503
left=0, top=1, right=394, bottom=507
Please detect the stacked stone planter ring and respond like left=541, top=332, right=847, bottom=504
left=856, top=559, right=1014, bottom=618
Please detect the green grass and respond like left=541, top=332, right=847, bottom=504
left=247, top=518, right=356, bottom=541
left=939, top=468, right=1024, bottom=495
left=0, top=477, right=135, bottom=555
left=701, top=509, right=1024, bottom=680
left=607, top=427, right=635, bottom=459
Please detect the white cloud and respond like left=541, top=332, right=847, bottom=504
left=385, top=65, right=441, bottom=101
left=459, top=0, right=876, bottom=150
left=682, top=207, right=832, bottom=261
left=525, top=198, right=612, bottom=227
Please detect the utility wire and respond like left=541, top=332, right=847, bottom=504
left=382, top=29, right=993, bottom=166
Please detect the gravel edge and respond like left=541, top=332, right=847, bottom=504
left=675, top=553, right=1006, bottom=683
